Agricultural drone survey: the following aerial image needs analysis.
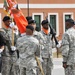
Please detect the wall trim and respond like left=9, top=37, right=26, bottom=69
left=1, top=4, right=75, bottom=8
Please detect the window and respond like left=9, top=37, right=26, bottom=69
left=50, top=15, right=56, bottom=31
left=48, top=13, right=59, bottom=36
left=34, top=15, right=41, bottom=31
left=32, top=13, right=43, bottom=31
left=63, top=13, right=73, bottom=32
left=65, top=15, right=71, bottom=20
left=65, top=15, right=71, bottom=31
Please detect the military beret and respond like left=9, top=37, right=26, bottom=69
left=3, top=16, right=10, bottom=22
left=26, top=16, right=32, bottom=22
left=66, top=18, right=75, bottom=25
left=26, top=25, right=34, bottom=32
left=28, top=19, right=36, bottom=24
left=41, top=20, right=49, bottom=25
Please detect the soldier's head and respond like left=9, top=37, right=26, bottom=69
left=26, top=25, right=34, bottom=35
left=65, top=18, right=75, bottom=29
left=41, top=19, right=49, bottom=30
left=28, top=19, right=36, bottom=30
left=3, top=16, right=11, bottom=27
left=26, top=16, right=32, bottom=22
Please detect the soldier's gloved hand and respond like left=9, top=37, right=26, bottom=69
left=9, top=22, right=15, bottom=28
left=10, top=22, right=17, bottom=30
left=0, top=46, right=4, bottom=53
left=56, top=40, right=62, bottom=48
left=38, top=57, right=43, bottom=62
left=11, top=46, right=16, bottom=51
left=56, top=44, right=61, bottom=48
left=0, top=49, right=4, bottom=53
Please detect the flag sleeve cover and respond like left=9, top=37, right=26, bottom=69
left=6, top=0, right=28, bottom=34
left=12, top=10, right=28, bottom=33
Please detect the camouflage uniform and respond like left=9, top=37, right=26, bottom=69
left=1, top=28, right=17, bottom=75
left=33, top=30, right=44, bottom=75
left=16, top=35, right=40, bottom=75
left=40, top=30, right=54, bottom=75
left=33, top=31, right=44, bottom=44
left=61, top=27, right=75, bottom=75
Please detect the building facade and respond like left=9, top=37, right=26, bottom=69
left=0, top=0, right=75, bottom=40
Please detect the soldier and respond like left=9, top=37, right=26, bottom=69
left=61, top=18, right=75, bottom=75
left=40, top=20, right=56, bottom=75
left=1, top=16, right=18, bottom=75
left=28, top=19, right=44, bottom=49
left=0, top=45, right=4, bottom=73
left=26, top=17, right=44, bottom=43
left=16, top=25, right=40, bottom=75
left=0, top=29, right=7, bottom=73
left=28, top=19, right=45, bottom=75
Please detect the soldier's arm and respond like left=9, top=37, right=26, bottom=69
left=38, top=32, right=44, bottom=44
left=16, top=38, right=21, bottom=51
left=61, top=33, right=70, bottom=63
left=35, top=43, right=40, bottom=58
left=38, top=32, right=45, bottom=51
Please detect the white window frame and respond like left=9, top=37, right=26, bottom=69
left=32, top=13, right=43, bottom=30
left=32, top=13, right=43, bottom=21
left=0, top=13, right=2, bottom=28
left=63, top=13, right=73, bottom=33
left=48, top=13, right=59, bottom=37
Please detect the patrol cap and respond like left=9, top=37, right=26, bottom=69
left=26, top=16, right=32, bottom=22
left=3, top=16, right=10, bottom=22
left=28, top=19, right=36, bottom=24
left=65, top=18, right=75, bottom=25
left=26, top=25, right=34, bottom=32
left=41, top=20, right=49, bottom=25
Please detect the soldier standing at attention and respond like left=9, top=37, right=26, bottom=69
left=40, top=19, right=56, bottom=75
left=1, top=16, right=17, bottom=75
left=16, top=25, right=40, bottom=75
left=61, top=18, right=75, bottom=75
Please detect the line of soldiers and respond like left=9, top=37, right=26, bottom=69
left=0, top=15, right=75, bottom=75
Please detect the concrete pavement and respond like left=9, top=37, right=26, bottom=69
left=52, top=58, right=65, bottom=75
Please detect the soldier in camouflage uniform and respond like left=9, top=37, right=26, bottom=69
left=40, top=20, right=55, bottom=75
left=0, top=29, right=6, bottom=73
left=16, top=25, right=40, bottom=75
left=61, top=18, right=75, bottom=75
left=1, top=16, right=18, bottom=75
left=28, top=19, right=45, bottom=75
left=27, top=18, right=44, bottom=45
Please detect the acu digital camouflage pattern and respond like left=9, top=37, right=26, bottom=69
left=33, top=31, right=44, bottom=45
left=40, top=30, right=55, bottom=75
left=1, top=28, right=17, bottom=75
left=33, top=30, right=45, bottom=75
left=61, top=27, right=75, bottom=75
left=16, top=35, right=40, bottom=75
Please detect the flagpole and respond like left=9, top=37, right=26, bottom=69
left=27, top=0, right=29, bottom=16
left=11, top=18, right=15, bottom=46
